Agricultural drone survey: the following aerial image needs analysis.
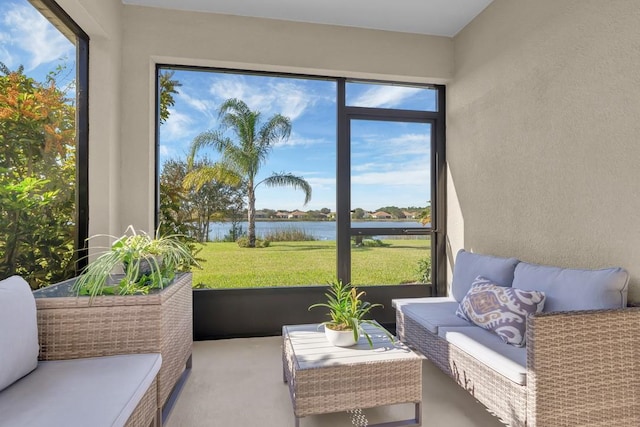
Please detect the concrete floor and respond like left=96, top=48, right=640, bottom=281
left=166, top=337, right=505, bottom=427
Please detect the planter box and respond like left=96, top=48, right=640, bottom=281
left=33, top=272, right=193, bottom=410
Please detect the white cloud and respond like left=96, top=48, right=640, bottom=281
left=352, top=86, right=424, bottom=109
left=388, top=133, right=429, bottom=145
left=161, top=108, right=195, bottom=142
left=276, top=133, right=329, bottom=147
left=354, top=132, right=431, bottom=159
left=0, top=45, right=15, bottom=67
left=179, top=91, right=216, bottom=118
left=0, top=3, right=73, bottom=71
left=352, top=162, right=379, bottom=172
left=159, top=145, right=178, bottom=157
left=305, top=176, right=336, bottom=189
left=352, top=168, right=429, bottom=186
left=208, top=75, right=317, bottom=121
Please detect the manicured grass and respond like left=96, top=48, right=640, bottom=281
left=192, top=239, right=430, bottom=288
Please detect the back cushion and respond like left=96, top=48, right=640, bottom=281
left=512, top=262, right=629, bottom=312
left=0, top=276, right=39, bottom=391
left=451, top=249, right=520, bottom=302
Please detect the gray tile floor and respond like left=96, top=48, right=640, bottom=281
left=166, top=337, right=505, bottom=427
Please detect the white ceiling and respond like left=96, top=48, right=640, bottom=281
left=122, top=0, right=494, bottom=37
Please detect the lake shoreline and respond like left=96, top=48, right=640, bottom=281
left=207, top=220, right=428, bottom=241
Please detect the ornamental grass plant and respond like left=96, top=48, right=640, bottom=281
left=309, top=279, right=394, bottom=347
left=73, top=225, right=198, bottom=298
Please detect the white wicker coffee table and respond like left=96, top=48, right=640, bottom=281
left=282, top=322, right=422, bottom=427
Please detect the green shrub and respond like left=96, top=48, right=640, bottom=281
left=416, top=257, right=432, bottom=283
left=263, top=227, right=316, bottom=242
left=352, top=236, right=389, bottom=247
left=223, top=224, right=245, bottom=242
left=236, top=237, right=270, bottom=248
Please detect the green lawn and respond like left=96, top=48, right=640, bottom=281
left=192, top=239, right=430, bottom=288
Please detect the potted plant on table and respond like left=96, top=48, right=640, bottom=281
left=309, top=279, right=394, bottom=347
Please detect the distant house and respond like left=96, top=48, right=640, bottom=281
left=371, top=211, right=392, bottom=219
left=288, top=210, right=307, bottom=219
left=274, top=211, right=290, bottom=219
left=254, top=210, right=269, bottom=219
left=403, top=211, right=417, bottom=219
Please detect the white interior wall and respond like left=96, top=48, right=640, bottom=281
left=448, top=0, right=640, bottom=302
left=118, top=5, right=453, bottom=232
left=56, top=0, right=123, bottom=238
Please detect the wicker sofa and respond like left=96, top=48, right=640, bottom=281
left=394, top=250, right=639, bottom=427
left=0, top=276, right=161, bottom=427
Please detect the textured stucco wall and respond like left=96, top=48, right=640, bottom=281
left=118, top=5, right=454, bottom=232
left=56, top=0, right=123, bottom=237
left=448, top=0, right=640, bottom=302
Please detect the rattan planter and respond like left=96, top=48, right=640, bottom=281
left=33, top=272, right=193, bottom=410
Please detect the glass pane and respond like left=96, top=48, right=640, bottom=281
left=351, top=235, right=431, bottom=286
left=158, top=69, right=337, bottom=288
left=0, top=0, right=78, bottom=289
left=346, top=81, right=437, bottom=111
left=350, top=120, right=431, bottom=229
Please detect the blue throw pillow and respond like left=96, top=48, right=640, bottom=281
left=512, top=262, right=629, bottom=312
left=451, top=249, right=520, bottom=302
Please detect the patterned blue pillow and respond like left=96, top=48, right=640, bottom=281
left=456, top=276, right=546, bottom=347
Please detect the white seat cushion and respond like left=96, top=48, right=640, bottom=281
left=0, top=276, right=39, bottom=392
left=393, top=297, right=473, bottom=333
left=0, top=353, right=161, bottom=427
left=438, top=326, right=527, bottom=385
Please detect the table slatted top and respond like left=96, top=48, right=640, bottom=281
left=283, top=322, right=421, bottom=370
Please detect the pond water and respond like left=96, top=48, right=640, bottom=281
left=207, top=220, right=427, bottom=241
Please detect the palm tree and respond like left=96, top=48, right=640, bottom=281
left=185, top=98, right=312, bottom=248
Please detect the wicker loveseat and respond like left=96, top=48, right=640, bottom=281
left=394, top=250, right=640, bottom=427
left=0, top=276, right=161, bottom=427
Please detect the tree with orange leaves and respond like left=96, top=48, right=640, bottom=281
left=0, top=63, right=76, bottom=288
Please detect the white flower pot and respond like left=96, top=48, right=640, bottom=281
left=324, top=325, right=359, bottom=347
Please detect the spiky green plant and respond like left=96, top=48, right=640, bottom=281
left=308, top=279, right=394, bottom=347
left=73, top=225, right=199, bottom=299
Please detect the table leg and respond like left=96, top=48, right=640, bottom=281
left=363, top=401, right=422, bottom=426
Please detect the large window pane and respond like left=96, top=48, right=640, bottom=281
left=0, top=0, right=86, bottom=289
left=158, top=68, right=337, bottom=288
left=350, top=120, right=431, bottom=229
left=346, top=81, right=437, bottom=111
left=351, top=235, right=431, bottom=286
left=157, top=71, right=443, bottom=291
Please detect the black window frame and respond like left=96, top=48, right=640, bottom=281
left=28, top=0, right=90, bottom=272
left=155, top=67, right=445, bottom=294
left=337, top=78, right=446, bottom=294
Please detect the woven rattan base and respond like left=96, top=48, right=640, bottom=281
left=397, top=305, right=640, bottom=427
left=397, top=310, right=525, bottom=426
left=124, top=377, right=159, bottom=427
left=35, top=272, right=193, bottom=412
left=282, top=323, right=422, bottom=427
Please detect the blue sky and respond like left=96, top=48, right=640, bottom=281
left=0, top=0, right=75, bottom=89
left=1, top=0, right=433, bottom=214
left=160, top=70, right=435, bottom=212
